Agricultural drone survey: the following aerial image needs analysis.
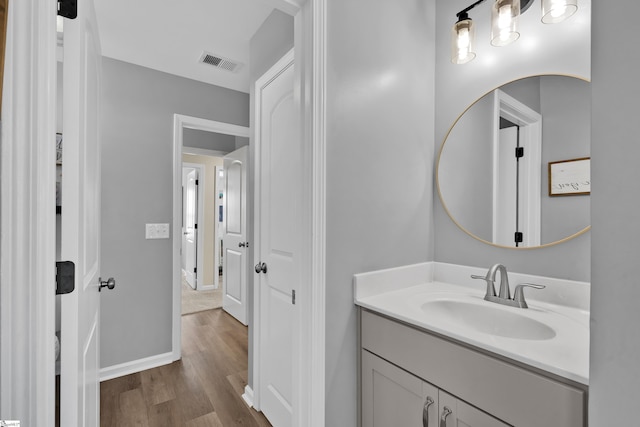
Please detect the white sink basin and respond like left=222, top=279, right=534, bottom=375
left=421, top=299, right=557, bottom=341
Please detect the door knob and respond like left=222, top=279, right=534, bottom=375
left=99, top=277, right=116, bottom=292
left=254, top=262, right=267, bottom=274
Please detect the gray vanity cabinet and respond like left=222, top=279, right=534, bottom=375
left=362, top=350, right=508, bottom=427
left=360, top=309, right=586, bottom=427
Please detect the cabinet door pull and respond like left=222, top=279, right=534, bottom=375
left=439, top=406, right=452, bottom=427
left=422, top=396, right=434, bottom=427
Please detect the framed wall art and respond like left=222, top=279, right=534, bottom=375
left=548, top=157, right=590, bottom=196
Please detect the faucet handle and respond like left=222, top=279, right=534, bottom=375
left=471, top=274, right=497, bottom=299
left=513, top=283, right=546, bottom=308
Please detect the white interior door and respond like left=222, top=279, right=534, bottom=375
left=183, top=168, right=198, bottom=289
left=222, top=146, right=248, bottom=324
left=60, top=0, right=103, bottom=425
left=255, top=52, right=298, bottom=427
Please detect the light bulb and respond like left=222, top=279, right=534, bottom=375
left=542, top=0, right=578, bottom=24
left=491, top=0, right=520, bottom=47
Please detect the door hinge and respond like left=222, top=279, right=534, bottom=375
left=58, top=0, right=77, bottom=19
left=56, top=261, right=75, bottom=295
left=195, top=223, right=198, bottom=229
left=195, top=179, right=199, bottom=185
left=515, top=147, right=524, bottom=158
left=292, top=290, right=296, bottom=305
left=514, top=232, right=523, bottom=244
left=193, top=267, right=197, bottom=273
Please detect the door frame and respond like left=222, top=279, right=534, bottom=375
left=295, top=3, right=327, bottom=425
left=0, top=0, right=327, bottom=426
left=172, top=114, right=249, bottom=361
left=491, top=89, right=542, bottom=247
left=181, top=162, right=205, bottom=290
left=0, top=0, right=57, bottom=424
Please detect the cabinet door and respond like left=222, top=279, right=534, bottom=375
left=438, top=391, right=510, bottom=427
left=362, top=350, right=439, bottom=427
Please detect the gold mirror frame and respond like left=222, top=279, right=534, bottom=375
left=436, top=74, right=591, bottom=250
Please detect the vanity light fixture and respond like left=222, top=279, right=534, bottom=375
left=451, top=0, right=578, bottom=64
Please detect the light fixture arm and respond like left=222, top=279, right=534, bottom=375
left=456, top=0, right=532, bottom=21
left=456, top=0, right=488, bottom=21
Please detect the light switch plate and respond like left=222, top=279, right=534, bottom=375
left=157, top=223, right=170, bottom=238
left=146, top=223, right=170, bottom=239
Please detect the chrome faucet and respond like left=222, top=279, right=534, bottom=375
left=471, top=263, right=545, bottom=308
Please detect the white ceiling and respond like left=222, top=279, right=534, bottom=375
left=93, top=0, right=275, bottom=94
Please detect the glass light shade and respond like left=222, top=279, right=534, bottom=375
left=541, top=0, right=578, bottom=23
left=491, top=0, right=521, bottom=47
left=451, top=18, right=476, bottom=65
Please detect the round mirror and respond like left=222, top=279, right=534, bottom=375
left=437, top=75, right=590, bottom=249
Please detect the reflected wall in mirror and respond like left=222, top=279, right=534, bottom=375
left=437, top=75, right=590, bottom=249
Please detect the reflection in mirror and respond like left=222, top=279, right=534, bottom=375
left=437, top=75, right=590, bottom=248
left=0, top=0, right=7, bottom=115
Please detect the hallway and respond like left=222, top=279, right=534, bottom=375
left=100, top=309, right=270, bottom=426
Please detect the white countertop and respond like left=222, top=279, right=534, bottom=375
left=354, top=262, right=590, bottom=385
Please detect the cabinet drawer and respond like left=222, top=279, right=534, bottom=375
left=361, top=310, right=586, bottom=427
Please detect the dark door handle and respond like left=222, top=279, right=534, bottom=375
left=254, top=262, right=267, bottom=274
left=99, top=277, right=116, bottom=292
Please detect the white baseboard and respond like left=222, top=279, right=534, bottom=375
left=198, top=284, right=215, bottom=291
left=242, top=385, right=254, bottom=408
left=100, top=351, right=174, bottom=382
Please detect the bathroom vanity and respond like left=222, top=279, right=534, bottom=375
left=355, top=262, right=589, bottom=427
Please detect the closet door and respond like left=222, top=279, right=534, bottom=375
left=362, top=350, right=438, bottom=427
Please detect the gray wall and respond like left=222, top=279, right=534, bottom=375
left=501, top=77, right=541, bottom=113
left=539, top=76, right=590, bottom=243
left=235, top=136, right=249, bottom=149
left=100, top=58, right=248, bottom=367
left=183, top=128, right=237, bottom=152
left=248, top=8, right=294, bottom=388
left=439, top=94, right=494, bottom=240
left=434, top=0, right=591, bottom=281
left=590, top=0, right=640, bottom=423
left=325, top=0, right=435, bottom=424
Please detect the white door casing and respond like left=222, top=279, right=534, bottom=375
left=254, top=50, right=298, bottom=427
left=182, top=167, right=198, bottom=288
left=60, top=0, right=103, bottom=425
left=0, top=0, right=57, bottom=423
left=222, top=146, right=249, bottom=325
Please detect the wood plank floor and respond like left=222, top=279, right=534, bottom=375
left=100, top=309, right=271, bottom=427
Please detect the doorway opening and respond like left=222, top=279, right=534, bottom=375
left=172, top=115, right=250, bottom=360
left=180, top=158, right=227, bottom=315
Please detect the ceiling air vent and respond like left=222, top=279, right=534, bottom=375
left=199, top=52, right=243, bottom=73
